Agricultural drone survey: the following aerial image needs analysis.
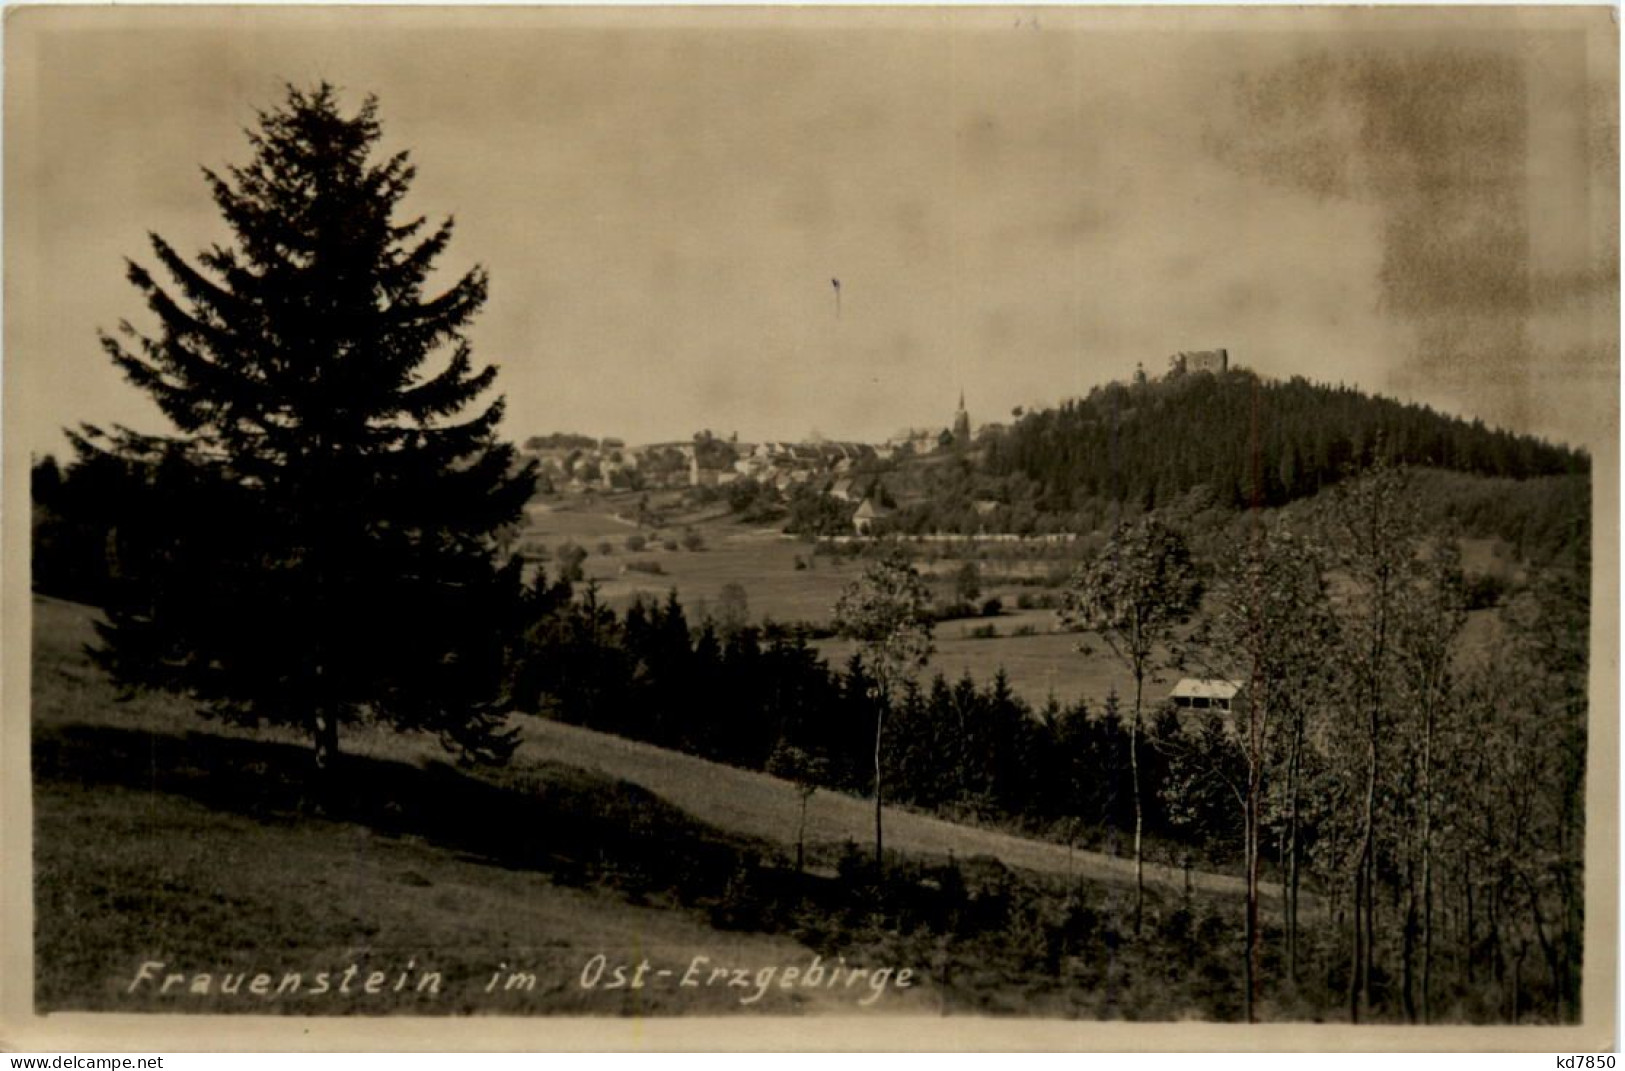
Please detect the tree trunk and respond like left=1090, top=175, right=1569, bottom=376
left=1488, top=883, right=1505, bottom=985
left=1364, top=840, right=1376, bottom=1016
left=1560, top=736, right=1585, bottom=1019
left=1244, top=774, right=1259, bottom=1023
left=797, top=793, right=809, bottom=873
left=1402, top=857, right=1418, bottom=1023
left=1130, top=669, right=1145, bottom=936
left=1511, top=941, right=1526, bottom=1023
left=873, top=696, right=885, bottom=878
left=1349, top=725, right=1378, bottom=1022
left=1522, top=871, right=1563, bottom=1020
left=1420, top=694, right=1435, bottom=1024
left=1348, top=843, right=1366, bottom=1022
left=312, top=706, right=340, bottom=809
left=1277, top=825, right=1288, bottom=963
left=1243, top=683, right=1262, bottom=1023
left=1465, top=852, right=1476, bottom=984
left=1350, top=575, right=1389, bottom=1023
left=1287, top=710, right=1304, bottom=982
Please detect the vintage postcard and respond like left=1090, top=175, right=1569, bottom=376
left=2, top=4, right=1617, bottom=1052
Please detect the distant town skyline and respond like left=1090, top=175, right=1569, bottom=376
left=8, top=7, right=1616, bottom=461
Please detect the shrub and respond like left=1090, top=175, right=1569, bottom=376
left=625, top=559, right=665, bottom=576
left=556, top=541, right=589, bottom=583
left=835, top=839, right=868, bottom=884
left=596, top=541, right=614, bottom=556
left=967, top=623, right=999, bottom=639
left=709, top=858, right=768, bottom=932
left=1464, top=572, right=1508, bottom=610
left=681, top=529, right=706, bottom=552
left=662, top=539, right=680, bottom=552
left=954, top=561, right=982, bottom=603
left=739, top=501, right=785, bottom=524
left=625, top=533, right=647, bottom=552
left=716, top=582, right=750, bottom=634
left=1012, top=624, right=1037, bottom=637
left=1015, top=590, right=1061, bottom=611
left=981, top=597, right=1003, bottom=617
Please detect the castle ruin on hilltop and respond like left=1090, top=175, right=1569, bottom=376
left=1171, top=348, right=1229, bottom=375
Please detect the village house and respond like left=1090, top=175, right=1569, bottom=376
left=1168, top=678, right=1245, bottom=714
left=885, top=428, right=942, bottom=456
left=852, top=497, right=892, bottom=536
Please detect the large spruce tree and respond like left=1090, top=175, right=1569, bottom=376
left=83, top=84, right=535, bottom=776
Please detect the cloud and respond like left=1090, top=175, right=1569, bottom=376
left=1206, top=39, right=1616, bottom=444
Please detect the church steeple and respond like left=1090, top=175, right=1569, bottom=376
left=953, top=389, right=971, bottom=445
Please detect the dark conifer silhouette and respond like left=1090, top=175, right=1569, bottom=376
left=82, top=84, right=535, bottom=778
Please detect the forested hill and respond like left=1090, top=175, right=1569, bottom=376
left=980, top=369, right=1588, bottom=513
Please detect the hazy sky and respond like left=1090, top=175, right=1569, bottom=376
left=6, top=7, right=1617, bottom=459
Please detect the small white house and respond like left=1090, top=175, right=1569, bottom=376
left=1169, top=678, right=1244, bottom=713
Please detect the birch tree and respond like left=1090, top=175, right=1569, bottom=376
left=833, top=550, right=935, bottom=875
left=1062, top=517, right=1201, bottom=933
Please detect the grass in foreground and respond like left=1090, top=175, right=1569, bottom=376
left=35, top=726, right=950, bottom=1015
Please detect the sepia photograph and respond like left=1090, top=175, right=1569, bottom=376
left=1, top=4, right=1617, bottom=1051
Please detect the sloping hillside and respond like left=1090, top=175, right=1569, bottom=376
left=986, top=369, right=1585, bottom=512
left=874, top=369, right=1589, bottom=539
left=32, top=595, right=941, bottom=1014
left=34, top=595, right=1245, bottom=899
left=514, top=715, right=1250, bottom=899
left=31, top=593, right=1269, bottom=1018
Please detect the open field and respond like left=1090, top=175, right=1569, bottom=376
left=589, top=532, right=861, bottom=625
left=525, top=496, right=1080, bottom=625
left=522, top=497, right=1132, bottom=706
left=525, top=498, right=866, bottom=623
left=531, top=490, right=1511, bottom=712
left=814, top=629, right=1134, bottom=710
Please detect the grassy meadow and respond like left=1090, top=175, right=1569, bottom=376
left=527, top=496, right=1509, bottom=712
left=35, top=598, right=928, bottom=1016
left=522, top=495, right=1134, bottom=708
left=32, top=594, right=1281, bottom=1019
left=813, top=628, right=1134, bottom=711
left=534, top=497, right=868, bottom=624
